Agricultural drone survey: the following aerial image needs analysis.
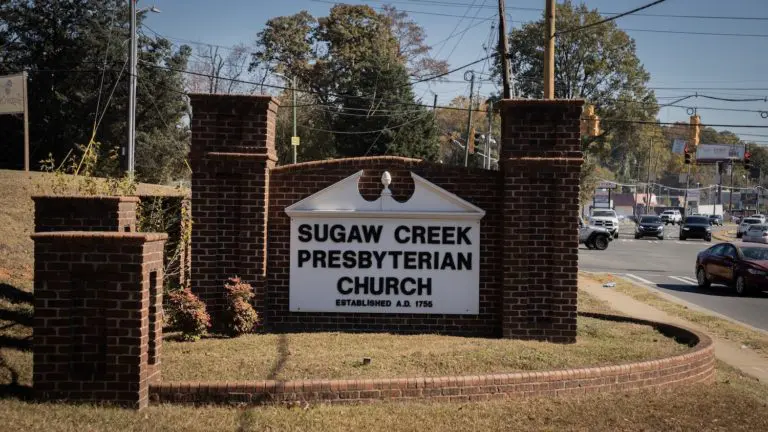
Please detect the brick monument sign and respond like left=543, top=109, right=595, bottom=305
left=189, top=94, right=583, bottom=342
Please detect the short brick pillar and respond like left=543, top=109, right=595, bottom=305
left=31, top=231, right=167, bottom=409
left=499, top=99, right=584, bottom=343
left=189, top=94, right=278, bottom=314
left=33, top=196, right=139, bottom=233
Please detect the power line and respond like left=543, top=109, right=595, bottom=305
left=557, top=0, right=667, bottom=35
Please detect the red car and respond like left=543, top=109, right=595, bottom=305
left=696, top=242, right=768, bottom=295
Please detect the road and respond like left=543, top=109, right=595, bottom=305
left=579, top=223, right=768, bottom=331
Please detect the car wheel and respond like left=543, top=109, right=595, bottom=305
left=737, top=233, right=743, bottom=239
left=634, top=234, right=640, bottom=239
left=735, top=276, right=749, bottom=296
left=696, top=267, right=711, bottom=288
left=585, top=240, right=595, bottom=250
left=658, top=236, right=664, bottom=240
left=594, top=235, right=609, bottom=250
left=613, top=231, right=619, bottom=239
left=680, top=236, right=686, bottom=241
left=706, top=235, right=712, bottom=242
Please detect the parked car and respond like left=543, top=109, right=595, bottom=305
left=695, top=242, right=768, bottom=295
left=579, top=217, right=612, bottom=250
left=660, top=209, right=682, bottom=225
left=634, top=215, right=665, bottom=240
left=752, top=214, right=767, bottom=223
left=589, top=209, right=620, bottom=239
left=679, top=216, right=712, bottom=242
left=743, top=224, right=768, bottom=244
left=708, top=214, right=723, bottom=226
left=737, top=217, right=763, bottom=239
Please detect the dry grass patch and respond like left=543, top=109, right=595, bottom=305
left=161, top=291, right=687, bottom=382
left=587, top=273, right=768, bottom=359
left=0, top=363, right=766, bottom=432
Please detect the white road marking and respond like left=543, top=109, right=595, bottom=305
left=681, top=276, right=698, bottom=284
left=670, top=276, right=696, bottom=286
left=625, top=273, right=655, bottom=285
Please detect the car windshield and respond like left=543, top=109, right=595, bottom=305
left=709, top=215, right=720, bottom=218
left=743, top=218, right=762, bottom=224
left=741, top=247, right=768, bottom=260
left=685, top=217, right=709, bottom=224
left=592, top=211, right=614, bottom=217
left=662, top=211, right=675, bottom=214
left=640, top=216, right=661, bottom=223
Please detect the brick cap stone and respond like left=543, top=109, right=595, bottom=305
left=500, top=98, right=585, bottom=107
left=31, top=231, right=168, bottom=242
left=32, top=195, right=141, bottom=202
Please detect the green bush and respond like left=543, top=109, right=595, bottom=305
left=220, top=277, right=260, bottom=337
left=167, top=287, right=211, bottom=341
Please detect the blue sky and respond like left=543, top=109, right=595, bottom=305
left=142, top=0, right=768, bottom=143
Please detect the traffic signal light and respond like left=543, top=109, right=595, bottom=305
left=745, top=150, right=752, bottom=170
left=468, top=127, right=475, bottom=154
left=580, top=104, right=601, bottom=137
left=689, top=115, right=701, bottom=146
left=684, top=145, right=692, bottom=164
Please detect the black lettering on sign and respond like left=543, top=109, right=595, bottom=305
left=298, top=224, right=312, bottom=242
left=401, top=277, right=416, bottom=295
left=394, top=225, right=409, bottom=243
left=427, top=226, right=441, bottom=244
left=457, top=252, right=472, bottom=270
left=457, top=226, right=472, bottom=245
left=442, top=226, right=456, bottom=244
left=337, top=277, right=353, bottom=294
left=389, top=251, right=403, bottom=268
left=342, top=251, right=357, bottom=268
left=440, top=253, right=455, bottom=270
left=312, top=250, right=326, bottom=267
left=363, top=225, right=383, bottom=243
left=327, top=250, right=341, bottom=268
left=404, top=251, right=417, bottom=269
left=330, top=225, right=345, bottom=242
left=418, top=251, right=432, bottom=269
left=412, top=226, right=426, bottom=244
left=372, top=251, right=387, bottom=269
left=298, top=250, right=311, bottom=267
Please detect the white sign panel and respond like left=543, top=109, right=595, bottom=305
left=672, top=139, right=686, bottom=155
left=285, top=171, right=485, bottom=315
left=597, top=181, right=617, bottom=189
left=687, top=190, right=700, bottom=199
left=696, top=144, right=745, bottom=161
left=0, top=73, right=25, bottom=114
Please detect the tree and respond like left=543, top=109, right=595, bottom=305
left=502, top=1, right=657, bottom=181
left=381, top=5, right=449, bottom=79
left=0, top=0, right=190, bottom=183
left=435, top=96, right=501, bottom=167
left=187, top=43, right=253, bottom=94
left=251, top=5, right=439, bottom=162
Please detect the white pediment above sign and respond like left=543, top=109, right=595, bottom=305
left=285, top=170, right=485, bottom=220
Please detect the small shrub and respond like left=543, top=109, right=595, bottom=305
left=220, top=277, right=260, bottom=336
left=167, top=287, right=211, bottom=341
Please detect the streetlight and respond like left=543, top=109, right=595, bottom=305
left=272, top=73, right=298, bottom=164
left=127, top=2, right=161, bottom=175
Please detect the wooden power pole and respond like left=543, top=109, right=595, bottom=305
left=498, top=0, right=512, bottom=98
left=544, top=0, right=556, bottom=99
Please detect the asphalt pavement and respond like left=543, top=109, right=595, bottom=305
left=579, top=223, right=768, bottom=331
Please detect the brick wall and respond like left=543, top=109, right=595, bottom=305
left=189, top=94, right=277, bottom=314
left=188, top=95, right=583, bottom=340
left=33, top=196, right=139, bottom=233
left=31, top=231, right=167, bottom=409
left=150, top=316, right=715, bottom=406
left=267, top=158, right=503, bottom=336
left=500, top=100, right=584, bottom=343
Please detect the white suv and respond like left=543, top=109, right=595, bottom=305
left=660, top=210, right=682, bottom=225
left=590, top=209, right=620, bottom=239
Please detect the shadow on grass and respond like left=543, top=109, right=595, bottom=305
left=0, top=283, right=33, bottom=304
left=0, top=353, right=33, bottom=400
left=267, top=334, right=289, bottom=380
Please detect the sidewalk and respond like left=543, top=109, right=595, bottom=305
left=580, top=276, right=768, bottom=383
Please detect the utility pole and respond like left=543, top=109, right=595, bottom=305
left=543, top=0, right=556, bottom=99
left=498, top=0, right=512, bottom=98
left=645, top=139, right=652, bottom=214
left=485, top=100, right=493, bottom=169
left=127, top=0, right=138, bottom=174
left=432, top=94, right=438, bottom=110
left=292, top=76, right=297, bottom=164
left=728, top=159, right=736, bottom=215
left=716, top=162, right=722, bottom=216
left=683, top=163, right=691, bottom=216
left=464, top=71, right=476, bottom=167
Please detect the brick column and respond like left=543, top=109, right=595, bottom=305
left=33, top=196, right=139, bottom=233
left=31, top=232, right=167, bottom=409
left=189, top=94, right=278, bottom=315
left=499, top=99, right=584, bottom=343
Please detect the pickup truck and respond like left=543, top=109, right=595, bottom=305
left=589, top=209, right=620, bottom=239
left=660, top=210, right=682, bottom=225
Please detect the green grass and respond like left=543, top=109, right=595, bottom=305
left=586, top=273, right=768, bottom=359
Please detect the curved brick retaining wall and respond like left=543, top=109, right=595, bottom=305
left=149, top=314, right=715, bottom=406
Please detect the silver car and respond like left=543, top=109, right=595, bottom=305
left=743, top=224, right=768, bottom=244
left=737, top=217, right=764, bottom=239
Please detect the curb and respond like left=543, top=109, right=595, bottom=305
left=149, top=314, right=715, bottom=406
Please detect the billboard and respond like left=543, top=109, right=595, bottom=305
left=0, top=73, right=25, bottom=115
left=696, top=144, right=745, bottom=162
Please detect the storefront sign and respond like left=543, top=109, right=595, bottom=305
left=285, top=171, right=485, bottom=315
